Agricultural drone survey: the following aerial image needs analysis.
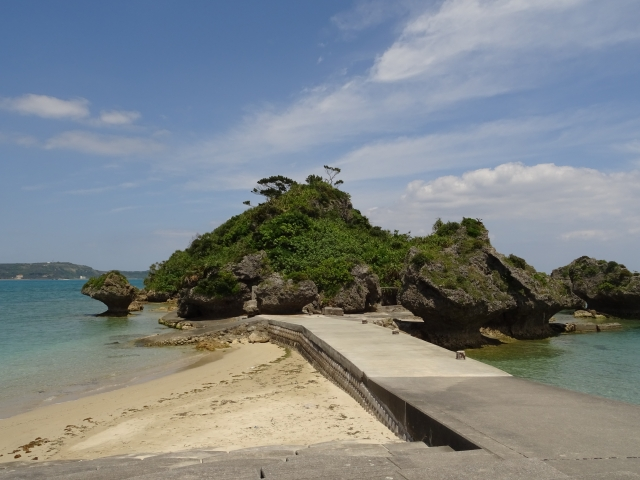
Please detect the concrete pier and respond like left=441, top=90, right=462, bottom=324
left=4, top=313, right=640, bottom=479
left=263, top=314, right=640, bottom=478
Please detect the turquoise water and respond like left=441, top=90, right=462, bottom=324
left=468, top=311, right=640, bottom=405
left=0, top=280, right=198, bottom=418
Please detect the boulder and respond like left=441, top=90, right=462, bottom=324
left=177, top=252, right=268, bottom=319
left=243, top=299, right=260, bottom=317
left=146, top=290, right=171, bottom=302
left=255, top=273, right=318, bottom=314
left=331, top=265, right=382, bottom=313
left=552, top=256, right=640, bottom=318
left=574, top=310, right=594, bottom=318
left=128, top=301, right=144, bottom=312
left=81, top=271, right=138, bottom=317
left=231, top=251, right=267, bottom=282
left=178, top=281, right=251, bottom=319
left=248, top=331, right=270, bottom=343
left=399, top=232, right=583, bottom=350
left=322, top=306, right=344, bottom=316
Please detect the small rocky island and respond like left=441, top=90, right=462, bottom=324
left=552, top=256, right=640, bottom=318
left=81, top=271, right=139, bottom=316
left=141, top=170, right=589, bottom=349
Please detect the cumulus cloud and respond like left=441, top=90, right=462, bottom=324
left=400, top=163, right=639, bottom=221
left=99, top=110, right=141, bottom=125
left=45, top=131, right=164, bottom=156
left=363, top=162, right=640, bottom=270
left=0, top=94, right=90, bottom=119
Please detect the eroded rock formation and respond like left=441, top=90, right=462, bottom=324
left=255, top=273, right=318, bottom=314
left=331, top=265, right=381, bottom=313
left=552, top=256, right=640, bottom=318
left=81, top=271, right=138, bottom=317
left=399, top=227, right=583, bottom=350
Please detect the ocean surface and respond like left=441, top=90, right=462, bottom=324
left=0, top=280, right=200, bottom=419
left=467, top=311, right=640, bottom=405
left=1, top=281, right=639, bottom=420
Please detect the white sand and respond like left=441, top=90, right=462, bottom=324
left=0, top=343, right=399, bottom=463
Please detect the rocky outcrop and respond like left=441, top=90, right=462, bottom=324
left=255, top=273, right=318, bottom=314
left=177, top=252, right=267, bottom=319
left=177, top=281, right=251, bottom=319
left=81, top=271, right=138, bottom=317
left=128, top=301, right=144, bottom=312
left=399, top=228, right=583, bottom=350
left=146, top=290, right=172, bottom=302
left=552, top=256, right=640, bottom=318
left=331, top=265, right=382, bottom=313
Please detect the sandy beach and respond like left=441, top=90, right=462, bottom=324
left=0, top=342, right=400, bottom=463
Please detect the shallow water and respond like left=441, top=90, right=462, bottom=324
left=467, top=311, right=640, bottom=405
left=0, top=280, right=197, bottom=418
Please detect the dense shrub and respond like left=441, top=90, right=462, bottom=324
left=144, top=176, right=494, bottom=297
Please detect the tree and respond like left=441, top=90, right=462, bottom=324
left=251, top=175, right=296, bottom=200
left=243, top=200, right=251, bottom=206
left=305, top=174, right=323, bottom=185
left=323, top=165, right=343, bottom=187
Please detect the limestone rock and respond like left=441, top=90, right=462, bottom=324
left=331, top=265, right=382, bottom=313
left=255, top=273, right=318, bottom=314
left=128, top=301, right=144, bottom=312
left=248, top=331, right=269, bottom=343
left=399, top=239, right=583, bottom=350
left=231, top=251, right=267, bottom=282
left=177, top=252, right=269, bottom=319
left=178, top=282, right=251, bottom=319
left=552, top=256, right=640, bottom=318
left=81, top=271, right=138, bottom=317
left=243, top=299, right=260, bottom=317
left=574, top=310, right=595, bottom=318
left=146, top=290, right=171, bottom=302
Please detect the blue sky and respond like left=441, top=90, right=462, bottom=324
left=1, top=0, right=639, bottom=272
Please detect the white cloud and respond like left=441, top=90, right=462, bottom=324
left=400, top=163, right=639, bottom=220
left=1, top=94, right=89, bottom=119
left=99, top=110, right=141, bottom=125
left=45, top=131, right=164, bottom=156
left=363, top=162, right=640, bottom=270
left=184, top=0, right=640, bottom=170
left=372, top=0, right=640, bottom=83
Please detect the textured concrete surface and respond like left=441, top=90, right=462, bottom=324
left=262, top=315, right=640, bottom=477
left=261, top=315, right=510, bottom=378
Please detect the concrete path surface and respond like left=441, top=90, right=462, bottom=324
left=261, top=314, right=640, bottom=478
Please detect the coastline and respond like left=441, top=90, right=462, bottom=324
left=0, top=342, right=399, bottom=463
left=0, top=294, right=205, bottom=421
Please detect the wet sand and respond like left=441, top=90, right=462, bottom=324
left=0, top=343, right=400, bottom=463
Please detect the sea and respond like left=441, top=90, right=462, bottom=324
left=0, top=279, right=201, bottom=419
left=467, top=311, right=640, bottom=405
left=1, top=281, right=639, bottom=420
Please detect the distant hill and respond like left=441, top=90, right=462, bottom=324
left=0, top=262, right=148, bottom=280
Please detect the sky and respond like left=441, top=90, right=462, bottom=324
left=1, top=0, right=639, bottom=273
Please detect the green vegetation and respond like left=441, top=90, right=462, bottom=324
left=565, top=257, right=635, bottom=295
left=148, top=171, right=559, bottom=303
left=83, top=270, right=129, bottom=290
left=145, top=174, right=425, bottom=297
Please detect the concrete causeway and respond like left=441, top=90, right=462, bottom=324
left=4, top=313, right=640, bottom=479
left=262, top=313, right=640, bottom=478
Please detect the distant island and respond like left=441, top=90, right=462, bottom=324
left=0, top=262, right=147, bottom=280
